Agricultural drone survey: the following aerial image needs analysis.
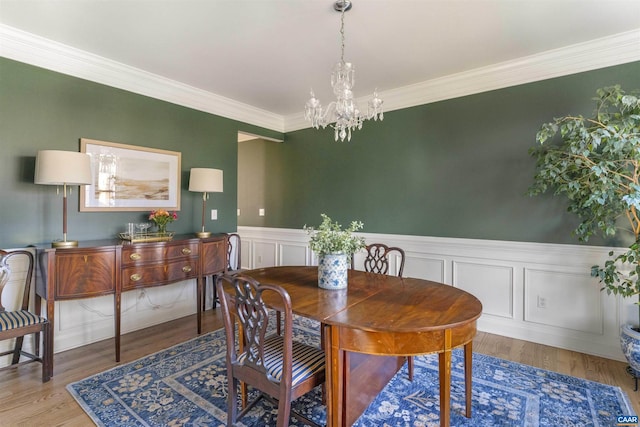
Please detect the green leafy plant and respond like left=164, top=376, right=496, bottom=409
left=529, top=85, right=640, bottom=328
left=304, top=214, right=366, bottom=256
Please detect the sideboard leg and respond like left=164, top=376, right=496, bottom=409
left=114, top=292, right=121, bottom=362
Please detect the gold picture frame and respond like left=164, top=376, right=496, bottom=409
left=80, top=138, right=181, bottom=212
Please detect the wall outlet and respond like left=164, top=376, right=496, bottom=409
left=259, top=208, right=265, bottom=216
left=537, top=296, right=547, bottom=309
left=210, top=209, right=217, bottom=220
left=237, top=208, right=241, bottom=216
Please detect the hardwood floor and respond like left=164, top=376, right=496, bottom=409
left=1, top=310, right=638, bottom=425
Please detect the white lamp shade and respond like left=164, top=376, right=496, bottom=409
left=35, top=150, right=92, bottom=185
left=189, top=168, right=223, bottom=193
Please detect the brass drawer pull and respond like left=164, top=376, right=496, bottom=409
left=181, top=248, right=192, bottom=255
left=182, top=265, right=192, bottom=273
left=130, top=273, right=142, bottom=282
left=130, top=253, right=142, bottom=261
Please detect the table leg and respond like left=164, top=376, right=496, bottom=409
left=438, top=349, right=452, bottom=427
left=324, top=323, right=345, bottom=427
left=464, top=341, right=473, bottom=418
left=439, top=328, right=453, bottom=427
left=342, top=350, right=350, bottom=423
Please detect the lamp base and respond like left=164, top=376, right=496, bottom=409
left=195, top=231, right=212, bottom=238
left=52, top=239, right=79, bottom=248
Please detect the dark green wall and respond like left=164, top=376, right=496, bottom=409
left=238, top=61, right=640, bottom=246
left=2, top=56, right=638, bottom=248
left=0, top=57, right=282, bottom=248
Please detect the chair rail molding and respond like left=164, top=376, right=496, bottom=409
left=238, top=226, right=634, bottom=362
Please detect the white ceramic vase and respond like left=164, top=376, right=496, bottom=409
left=318, top=253, right=349, bottom=290
left=620, top=323, right=640, bottom=377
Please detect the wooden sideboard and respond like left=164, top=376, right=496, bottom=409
left=35, top=234, right=227, bottom=372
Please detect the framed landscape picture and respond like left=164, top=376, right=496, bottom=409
left=80, top=138, right=181, bottom=212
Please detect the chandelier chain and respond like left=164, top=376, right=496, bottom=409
left=340, top=4, right=345, bottom=64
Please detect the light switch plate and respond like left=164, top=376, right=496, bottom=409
left=210, top=209, right=217, bottom=220
left=259, top=208, right=265, bottom=216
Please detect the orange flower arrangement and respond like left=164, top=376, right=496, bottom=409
left=149, top=209, right=177, bottom=233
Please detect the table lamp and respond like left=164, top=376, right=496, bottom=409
left=188, top=168, right=223, bottom=238
left=35, top=150, right=92, bottom=248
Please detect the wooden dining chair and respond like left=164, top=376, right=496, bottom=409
left=0, top=249, right=52, bottom=382
left=206, top=233, right=245, bottom=310
left=354, top=242, right=406, bottom=277
left=225, top=233, right=244, bottom=275
left=353, top=243, right=413, bottom=379
left=216, top=273, right=325, bottom=427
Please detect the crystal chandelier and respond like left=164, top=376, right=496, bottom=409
left=304, top=0, right=383, bottom=142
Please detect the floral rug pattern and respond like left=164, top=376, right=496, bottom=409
left=67, top=316, right=635, bottom=426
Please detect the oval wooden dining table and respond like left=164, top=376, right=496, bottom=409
left=243, top=266, right=483, bottom=427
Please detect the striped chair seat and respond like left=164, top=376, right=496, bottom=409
left=238, top=334, right=325, bottom=386
left=0, top=310, right=47, bottom=331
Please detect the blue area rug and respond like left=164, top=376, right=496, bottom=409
left=67, top=316, right=636, bottom=426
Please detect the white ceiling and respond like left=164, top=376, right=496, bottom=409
left=1, top=0, right=639, bottom=132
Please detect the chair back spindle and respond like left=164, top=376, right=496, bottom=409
left=356, top=243, right=406, bottom=277
left=234, top=278, right=283, bottom=376
left=216, top=273, right=324, bottom=427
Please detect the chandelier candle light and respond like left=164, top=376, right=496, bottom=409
left=304, top=0, right=383, bottom=142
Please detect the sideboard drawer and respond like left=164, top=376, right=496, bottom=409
left=122, top=259, right=199, bottom=290
left=55, top=248, right=116, bottom=299
left=166, top=242, right=199, bottom=259
left=122, top=241, right=199, bottom=266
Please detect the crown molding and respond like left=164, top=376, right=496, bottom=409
left=1, top=24, right=638, bottom=134
left=284, top=29, right=640, bottom=132
left=0, top=24, right=285, bottom=132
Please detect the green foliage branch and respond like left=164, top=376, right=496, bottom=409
left=304, top=214, right=366, bottom=256
left=529, top=85, right=640, bottom=327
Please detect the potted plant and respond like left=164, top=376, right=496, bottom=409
left=528, top=85, right=640, bottom=377
left=304, top=214, right=366, bottom=290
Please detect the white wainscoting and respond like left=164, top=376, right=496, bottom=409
left=2, top=230, right=633, bottom=366
left=237, top=226, right=635, bottom=362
